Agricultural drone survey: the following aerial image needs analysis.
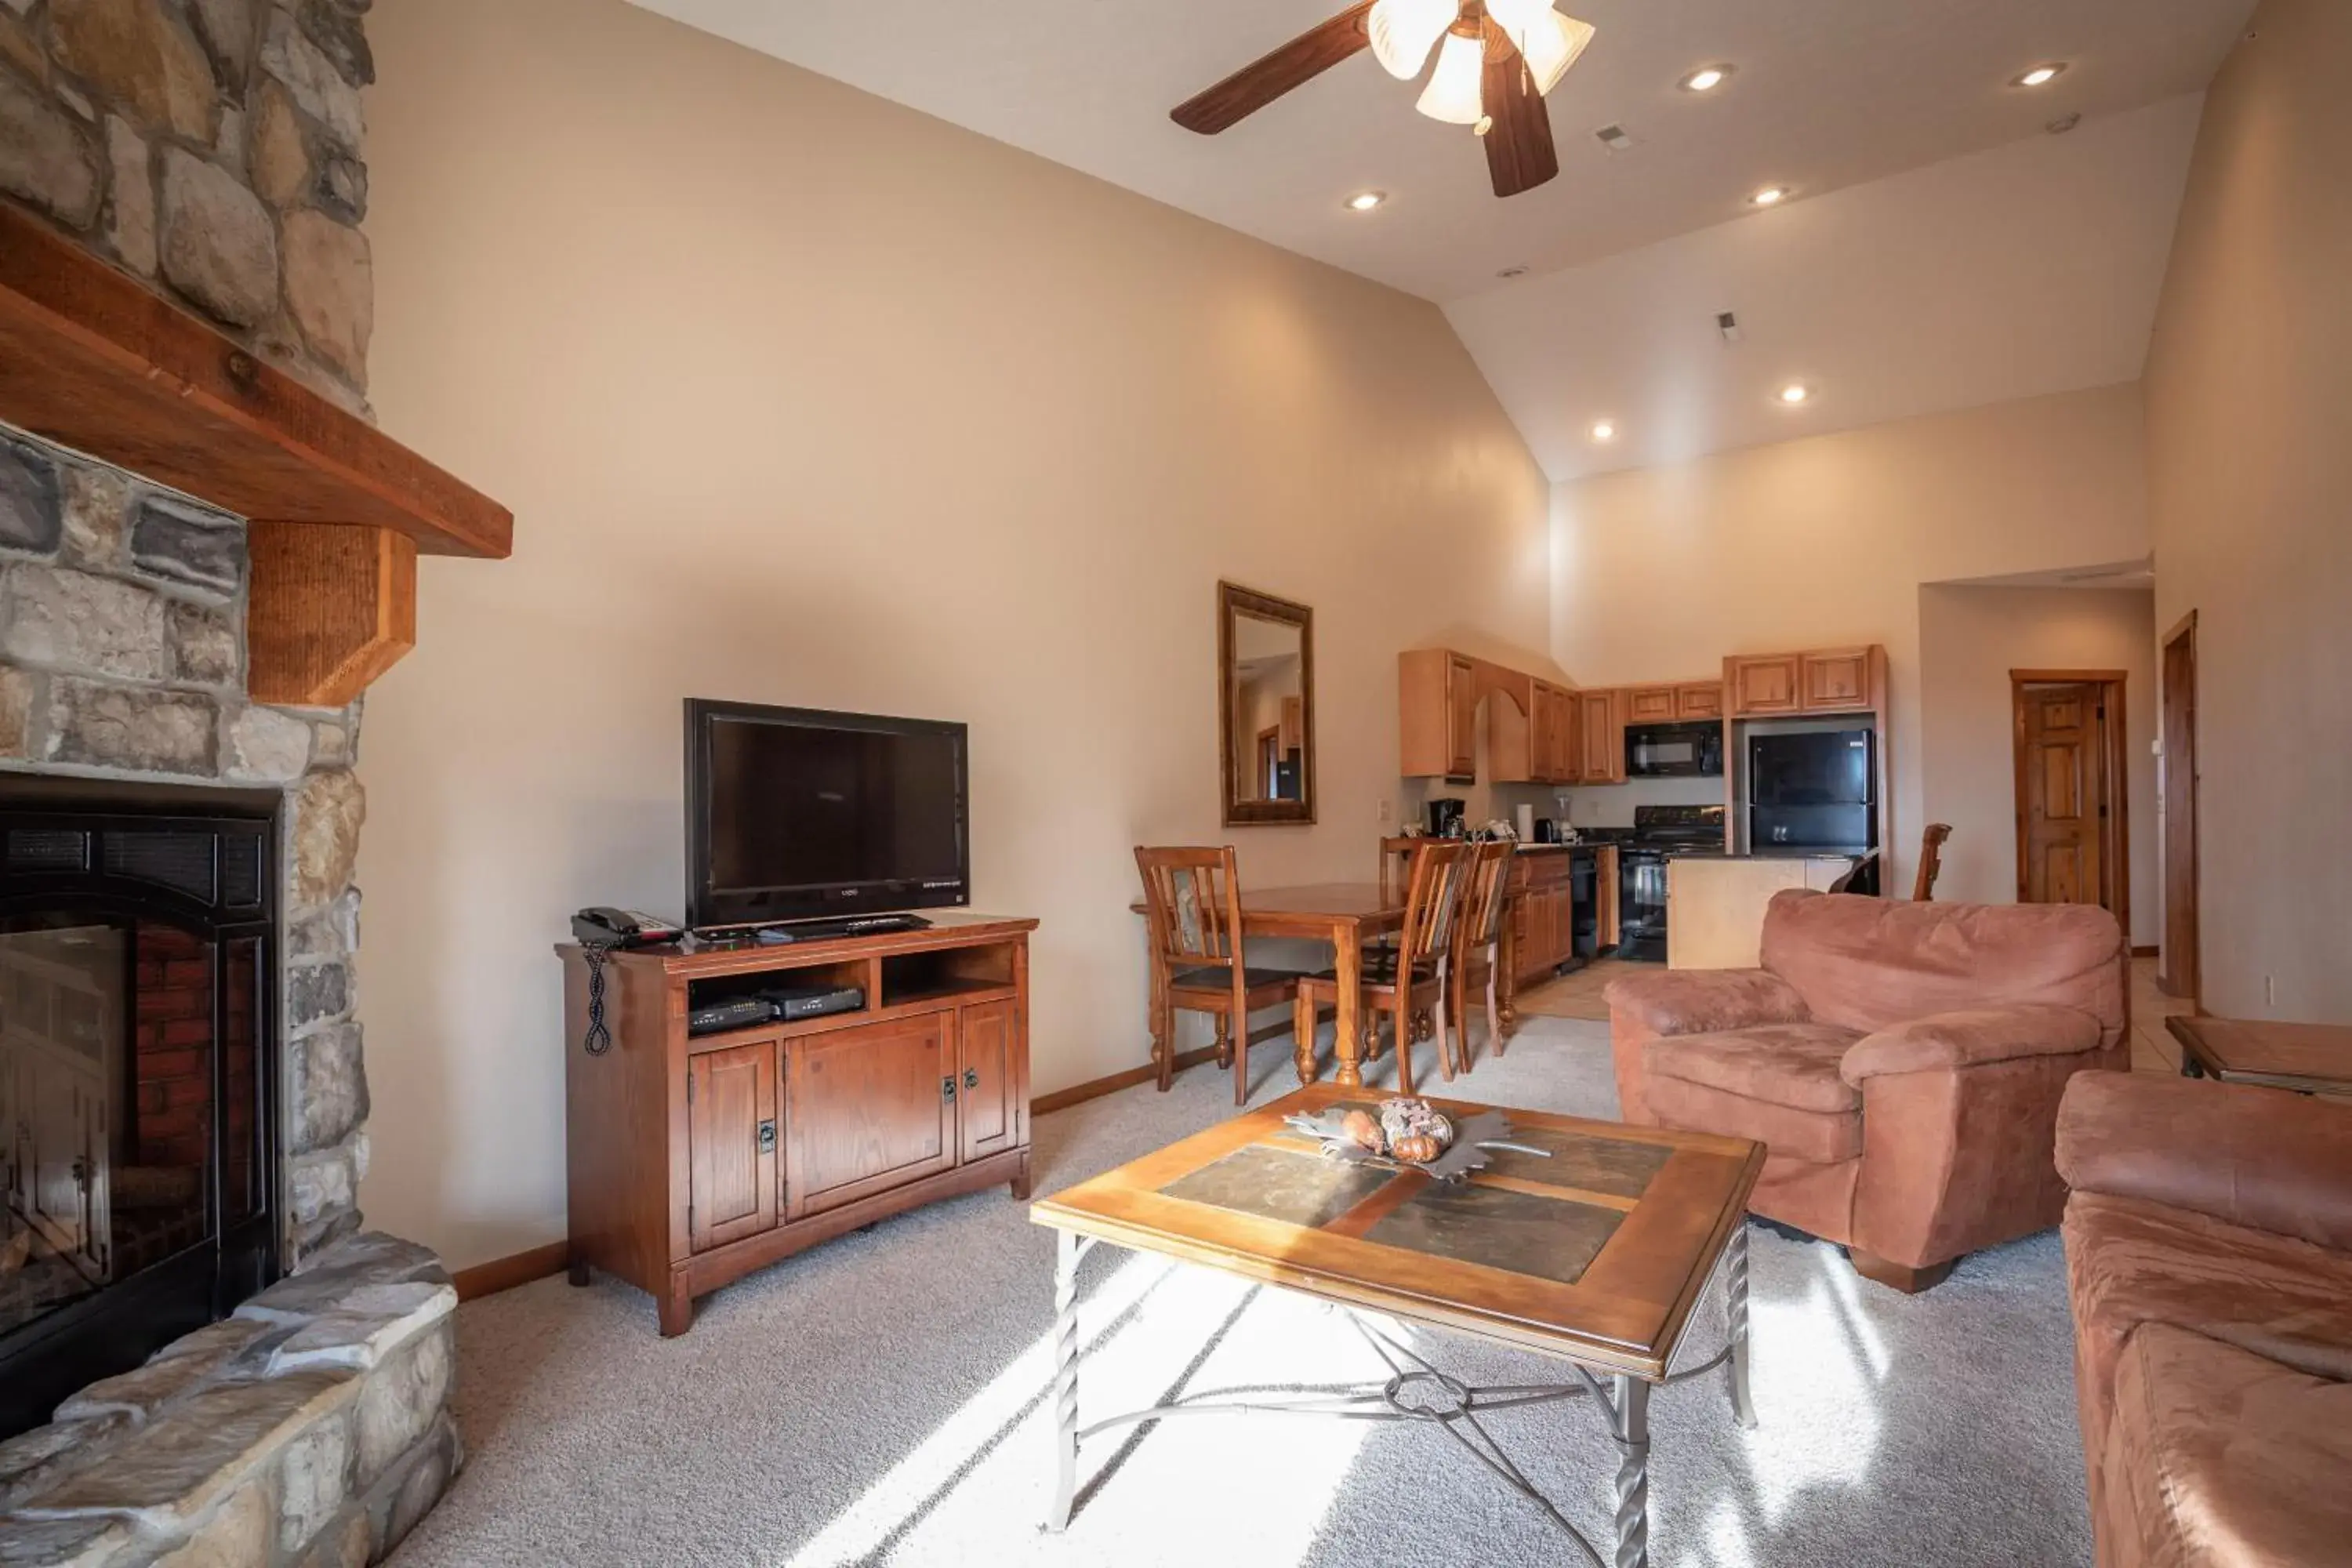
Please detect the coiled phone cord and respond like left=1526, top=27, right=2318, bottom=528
left=583, top=944, right=615, bottom=1055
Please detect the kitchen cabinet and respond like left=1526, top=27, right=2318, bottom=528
left=1398, top=648, right=1480, bottom=779
left=1509, top=851, right=1578, bottom=987
left=1726, top=646, right=1886, bottom=717
left=1577, top=690, right=1626, bottom=783
left=1624, top=685, right=1679, bottom=724
left=1676, top=682, right=1724, bottom=720
left=1727, top=655, right=1803, bottom=716
left=1527, top=680, right=1578, bottom=784
left=1802, top=648, right=1872, bottom=712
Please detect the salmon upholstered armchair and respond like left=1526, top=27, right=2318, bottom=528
left=1605, top=890, right=2128, bottom=1291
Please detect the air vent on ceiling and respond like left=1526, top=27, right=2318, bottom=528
left=1595, top=124, right=1635, bottom=152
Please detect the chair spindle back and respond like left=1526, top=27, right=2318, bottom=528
left=1398, top=840, right=1469, bottom=967
left=1134, top=846, right=1245, bottom=970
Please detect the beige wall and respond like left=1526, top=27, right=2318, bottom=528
left=1550, top=383, right=2152, bottom=897
left=2144, top=0, right=2352, bottom=1021
left=1917, top=586, right=2158, bottom=941
left=353, top=0, right=1548, bottom=1268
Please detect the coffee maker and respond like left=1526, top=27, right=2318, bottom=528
left=1426, top=797, right=1467, bottom=838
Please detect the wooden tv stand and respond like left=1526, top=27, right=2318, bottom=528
left=558, top=912, right=1036, bottom=1335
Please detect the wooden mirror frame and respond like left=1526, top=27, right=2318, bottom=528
left=1218, top=582, right=1316, bottom=826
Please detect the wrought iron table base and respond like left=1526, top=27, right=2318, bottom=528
left=1046, top=1224, right=1755, bottom=1568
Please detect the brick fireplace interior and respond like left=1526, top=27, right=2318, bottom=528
left=0, top=781, right=281, bottom=1439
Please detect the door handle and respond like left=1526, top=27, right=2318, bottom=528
left=942, top=1076, right=957, bottom=1104
left=963, top=1068, right=979, bottom=1092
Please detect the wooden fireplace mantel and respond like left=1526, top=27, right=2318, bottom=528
left=0, top=204, right=512, bottom=706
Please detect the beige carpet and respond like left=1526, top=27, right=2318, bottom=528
left=390, top=1017, right=2091, bottom=1568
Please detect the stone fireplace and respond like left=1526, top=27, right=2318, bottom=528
left=0, top=3, right=508, bottom=1563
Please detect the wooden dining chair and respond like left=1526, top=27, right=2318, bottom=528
left=1295, top=840, right=1467, bottom=1097
left=1134, top=846, right=1309, bottom=1104
left=1377, top=836, right=1421, bottom=902
left=1446, top=840, right=1518, bottom=1076
left=1914, top=824, right=1953, bottom=902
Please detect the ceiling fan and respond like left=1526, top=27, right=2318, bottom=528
left=1171, top=0, right=1597, bottom=198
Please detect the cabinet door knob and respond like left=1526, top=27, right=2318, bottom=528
left=942, top=1076, right=957, bottom=1104
left=756, top=1120, right=776, bottom=1153
left=963, top=1068, right=980, bottom=1091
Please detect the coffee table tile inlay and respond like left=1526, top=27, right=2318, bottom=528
left=1033, top=1085, right=1766, bottom=1567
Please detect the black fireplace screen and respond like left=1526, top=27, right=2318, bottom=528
left=0, top=785, right=279, bottom=1438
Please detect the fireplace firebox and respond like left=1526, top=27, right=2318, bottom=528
left=0, top=779, right=281, bottom=1439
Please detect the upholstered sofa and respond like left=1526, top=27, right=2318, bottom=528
left=2056, top=1071, right=2352, bottom=1568
left=1605, top=889, right=2127, bottom=1290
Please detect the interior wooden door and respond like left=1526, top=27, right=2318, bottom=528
left=786, top=1012, right=956, bottom=1217
left=2016, top=684, right=2108, bottom=909
left=687, top=1040, right=778, bottom=1251
left=2161, top=617, right=2199, bottom=1001
left=956, top=1000, right=1024, bottom=1163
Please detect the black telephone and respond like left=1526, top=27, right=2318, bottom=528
left=572, top=909, right=684, bottom=1058
left=572, top=908, right=684, bottom=949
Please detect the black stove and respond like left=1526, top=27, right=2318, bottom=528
left=1617, top=804, right=1726, bottom=961
left=1625, top=804, right=1728, bottom=856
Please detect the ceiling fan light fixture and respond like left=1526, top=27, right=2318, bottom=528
left=1367, top=0, right=1456, bottom=82
left=1492, top=5, right=1596, bottom=96
left=1416, top=29, right=1489, bottom=125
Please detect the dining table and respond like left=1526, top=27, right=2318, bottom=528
left=1130, top=881, right=1405, bottom=1091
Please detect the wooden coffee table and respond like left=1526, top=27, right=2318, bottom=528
left=2169, top=1015, right=2352, bottom=1094
left=1030, top=1085, right=1766, bottom=1567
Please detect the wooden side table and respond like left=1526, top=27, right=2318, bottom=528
left=2167, top=1015, right=2352, bottom=1095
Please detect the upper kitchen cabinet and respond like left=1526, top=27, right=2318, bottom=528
left=1531, top=680, right=1580, bottom=784
left=1726, top=655, right=1803, bottom=716
left=1726, top=646, right=1887, bottom=717
left=1624, top=685, right=1679, bottom=724
left=1577, top=690, right=1627, bottom=784
left=1400, top=648, right=1479, bottom=779
left=1801, top=648, right=1877, bottom=711
left=1676, top=682, right=1725, bottom=720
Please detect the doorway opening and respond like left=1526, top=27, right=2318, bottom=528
left=2159, top=614, right=2199, bottom=1003
left=2011, top=670, right=2130, bottom=926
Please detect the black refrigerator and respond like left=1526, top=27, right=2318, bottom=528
left=1748, top=730, right=1875, bottom=853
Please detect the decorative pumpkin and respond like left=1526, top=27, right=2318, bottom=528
left=1341, top=1109, right=1386, bottom=1154
left=1391, top=1133, right=1443, bottom=1164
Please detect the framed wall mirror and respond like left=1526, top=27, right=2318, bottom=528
left=1219, top=582, right=1316, bottom=826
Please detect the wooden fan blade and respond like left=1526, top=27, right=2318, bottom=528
left=1480, top=20, right=1559, bottom=198
left=1172, top=3, right=1377, bottom=135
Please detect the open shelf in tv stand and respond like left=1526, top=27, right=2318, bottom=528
left=559, top=910, right=1036, bottom=1335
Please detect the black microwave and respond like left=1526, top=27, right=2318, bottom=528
left=1625, top=720, right=1724, bottom=779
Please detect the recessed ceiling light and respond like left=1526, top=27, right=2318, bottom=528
left=1749, top=185, right=1790, bottom=208
left=1679, top=64, right=1733, bottom=93
left=1345, top=190, right=1387, bottom=212
left=2013, top=63, right=2068, bottom=88
left=1779, top=383, right=1812, bottom=405
left=1590, top=420, right=1617, bottom=442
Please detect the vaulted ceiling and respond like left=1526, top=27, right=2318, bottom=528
left=627, top=0, right=2256, bottom=478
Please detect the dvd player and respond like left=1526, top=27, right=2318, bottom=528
left=750, top=913, right=933, bottom=946
left=760, top=983, right=866, bottom=1022
left=687, top=996, right=777, bottom=1036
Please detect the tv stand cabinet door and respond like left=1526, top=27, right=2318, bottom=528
left=784, top=1012, right=956, bottom=1218
left=688, top=1041, right=779, bottom=1252
left=956, top=999, right=1025, bottom=1163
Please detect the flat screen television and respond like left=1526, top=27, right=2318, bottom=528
left=684, top=700, right=969, bottom=928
